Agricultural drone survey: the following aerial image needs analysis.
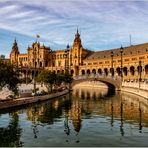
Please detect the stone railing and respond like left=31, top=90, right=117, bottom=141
left=122, top=81, right=148, bottom=99
left=122, top=81, right=148, bottom=91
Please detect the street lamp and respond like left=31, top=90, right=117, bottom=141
left=120, top=45, right=123, bottom=82
left=111, top=51, right=114, bottom=78
left=138, top=60, right=142, bottom=89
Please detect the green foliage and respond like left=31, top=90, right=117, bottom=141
left=37, top=71, right=56, bottom=92
left=63, top=72, right=73, bottom=84
left=0, top=112, right=23, bottom=147
left=37, top=70, right=73, bottom=92
left=0, top=60, right=20, bottom=96
left=56, top=73, right=64, bottom=86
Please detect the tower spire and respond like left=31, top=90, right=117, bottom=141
left=77, top=26, right=79, bottom=34
left=14, top=37, right=17, bottom=43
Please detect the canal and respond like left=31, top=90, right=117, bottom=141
left=0, top=82, right=148, bottom=147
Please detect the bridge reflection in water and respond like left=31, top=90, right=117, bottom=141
left=1, top=84, right=148, bottom=146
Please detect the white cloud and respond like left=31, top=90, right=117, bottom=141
left=0, top=0, right=148, bottom=55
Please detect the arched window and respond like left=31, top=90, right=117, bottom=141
left=130, top=66, right=135, bottom=76
left=92, top=69, right=96, bottom=74
left=123, top=67, right=128, bottom=76
left=81, top=70, right=85, bottom=75
left=87, top=69, right=90, bottom=75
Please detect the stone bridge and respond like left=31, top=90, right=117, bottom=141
left=72, top=74, right=121, bottom=91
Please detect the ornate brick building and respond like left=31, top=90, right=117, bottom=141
left=10, top=29, right=148, bottom=81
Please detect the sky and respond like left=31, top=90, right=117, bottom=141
left=0, top=0, right=148, bottom=58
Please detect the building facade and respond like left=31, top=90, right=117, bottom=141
left=10, top=29, right=148, bottom=81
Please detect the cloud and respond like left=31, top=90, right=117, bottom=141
left=0, top=0, right=148, bottom=57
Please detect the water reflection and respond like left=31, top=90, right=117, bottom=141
left=120, top=94, right=124, bottom=136
left=0, top=112, right=23, bottom=147
left=1, top=85, right=148, bottom=146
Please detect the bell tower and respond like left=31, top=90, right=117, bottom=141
left=73, top=28, right=82, bottom=49
left=71, top=28, right=84, bottom=75
left=10, top=38, right=19, bottom=65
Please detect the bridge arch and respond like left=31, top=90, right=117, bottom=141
left=72, top=76, right=121, bottom=91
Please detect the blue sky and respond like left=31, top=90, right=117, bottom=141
left=0, top=0, right=148, bottom=58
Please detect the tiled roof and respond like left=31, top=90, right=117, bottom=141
left=85, top=43, right=148, bottom=60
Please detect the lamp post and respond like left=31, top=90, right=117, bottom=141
left=33, top=48, right=37, bottom=96
left=120, top=45, right=123, bottom=82
left=111, top=51, right=114, bottom=78
left=138, top=60, right=142, bottom=90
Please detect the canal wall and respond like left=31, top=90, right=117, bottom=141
left=122, top=81, right=148, bottom=99
left=0, top=89, right=69, bottom=110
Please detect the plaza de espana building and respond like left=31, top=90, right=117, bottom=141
left=10, top=29, right=148, bottom=81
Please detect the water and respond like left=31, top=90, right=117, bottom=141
left=1, top=85, right=148, bottom=147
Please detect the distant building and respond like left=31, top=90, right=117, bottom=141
left=10, top=29, right=148, bottom=81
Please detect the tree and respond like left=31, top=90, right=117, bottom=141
left=63, top=72, right=73, bottom=90
left=0, top=59, right=20, bottom=97
left=56, top=73, right=64, bottom=87
left=37, top=71, right=56, bottom=93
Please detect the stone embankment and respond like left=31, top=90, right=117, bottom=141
left=0, top=89, right=69, bottom=110
left=122, top=81, right=148, bottom=99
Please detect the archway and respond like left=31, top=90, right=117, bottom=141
left=98, top=69, right=102, bottom=75
left=87, top=69, right=90, bottom=75
left=57, top=70, right=60, bottom=74
left=35, top=62, right=37, bottom=68
left=110, top=68, right=114, bottom=76
left=123, top=67, right=128, bottom=76
left=116, top=67, right=120, bottom=76
left=81, top=70, right=85, bottom=75
left=130, top=66, right=135, bottom=76
left=62, top=70, right=64, bottom=74
left=92, top=69, right=96, bottom=75
left=71, top=69, right=74, bottom=76
left=104, top=68, right=108, bottom=76
left=40, top=62, right=42, bottom=67
left=145, top=65, right=148, bottom=74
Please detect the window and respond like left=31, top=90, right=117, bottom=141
left=124, top=59, right=129, bottom=62
left=132, top=58, right=137, bottom=61
left=105, top=61, right=109, bottom=64
left=139, top=56, right=145, bottom=59
left=88, top=63, right=92, bottom=65
left=93, top=62, right=98, bottom=65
